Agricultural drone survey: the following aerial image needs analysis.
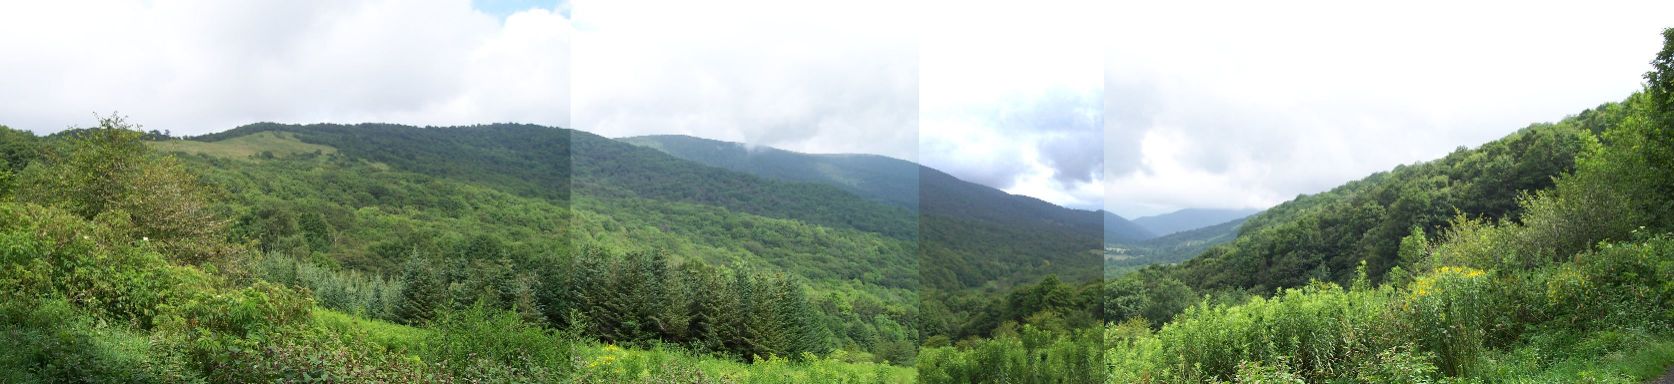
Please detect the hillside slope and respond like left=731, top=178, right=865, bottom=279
left=174, top=123, right=925, bottom=362
left=1105, top=211, right=1155, bottom=244
left=1159, top=115, right=1600, bottom=292
left=1106, top=215, right=1247, bottom=276
left=625, top=134, right=1106, bottom=291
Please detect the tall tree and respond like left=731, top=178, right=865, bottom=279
left=20, top=115, right=237, bottom=264
left=396, top=257, right=448, bottom=325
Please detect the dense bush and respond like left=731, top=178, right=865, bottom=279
left=917, top=323, right=1103, bottom=383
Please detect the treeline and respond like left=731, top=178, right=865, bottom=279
left=381, top=247, right=828, bottom=362
left=239, top=203, right=847, bottom=363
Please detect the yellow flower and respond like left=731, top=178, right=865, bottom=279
left=1409, top=266, right=1485, bottom=299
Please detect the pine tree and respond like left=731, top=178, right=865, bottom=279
left=569, top=247, right=616, bottom=342
left=534, top=253, right=574, bottom=329
left=396, top=257, right=447, bottom=325
left=651, top=252, right=691, bottom=343
left=726, top=270, right=765, bottom=361
left=683, top=263, right=729, bottom=354
left=774, top=274, right=825, bottom=358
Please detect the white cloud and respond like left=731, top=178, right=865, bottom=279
left=0, top=0, right=570, bottom=134
left=1105, top=0, right=1674, bottom=217
left=570, top=0, right=919, bottom=160
left=920, top=0, right=1106, bottom=209
left=571, top=0, right=1107, bottom=211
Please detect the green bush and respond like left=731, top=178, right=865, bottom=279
left=0, top=298, right=192, bottom=383
left=421, top=303, right=573, bottom=382
left=1233, top=360, right=1303, bottom=384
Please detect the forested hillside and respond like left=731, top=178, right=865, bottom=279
left=627, top=134, right=1107, bottom=292
left=1106, top=215, right=1247, bottom=277
left=1104, top=29, right=1674, bottom=383
left=0, top=117, right=923, bottom=382
left=1123, top=107, right=1597, bottom=298
left=1104, top=211, right=1155, bottom=244
left=203, top=123, right=917, bottom=241
left=623, top=135, right=922, bottom=209
left=625, top=133, right=1108, bottom=346
left=179, top=122, right=931, bottom=365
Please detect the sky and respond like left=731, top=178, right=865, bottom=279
left=574, top=0, right=1106, bottom=210
left=0, top=0, right=571, bottom=134
left=569, top=0, right=918, bottom=160
left=920, top=1, right=1106, bottom=210
left=4, top=2, right=1670, bottom=216
left=0, top=0, right=1103, bottom=211
left=1105, top=1, right=1674, bottom=218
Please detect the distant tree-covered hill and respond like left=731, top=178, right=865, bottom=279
left=1106, top=215, right=1247, bottom=277
left=623, top=134, right=1107, bottom=341
left=1106, top=97, right=1615, bottom=329
left=1167, top=116, right=1595, bottom=292
left=1130, top=208, right=1260, bottom=238
left=1104, top=211, right=1156, bottom=244
left=200, top=124, right=916, bottom=241
left=624, top=134, right=1106, bottom=291
left=622, top=135, right=921, bottom=209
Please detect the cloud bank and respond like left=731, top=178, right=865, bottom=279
left=1105, top=0, right=1674, bottom=217
left=920, top=0, right=1106, bottom=209
left=0, top=0, right=571, bottom=134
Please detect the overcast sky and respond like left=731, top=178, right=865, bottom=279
left=6, top=2, right=1669, bottom=216
left=570, top=0, right=918, bottom=159
left=0, top=0, right=1105, bottom=211
left=572, top=0, right=1105, bottom=210
left=0, top=0, right=571, bottom=134
left=921, top=1, right=1106, bottom=210
left=1105, top=1, right=1674, bottom=218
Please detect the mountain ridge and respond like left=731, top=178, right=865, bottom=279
left=623, top=133, right=1108, bottom=291
left=1130, top=208, right=1261, bottom=238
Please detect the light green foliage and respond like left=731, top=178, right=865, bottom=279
left=916, top=324, right=1104, bottom=383
left=249, top=253, right=406, bottom=321
left=1233, top=360, right=1304, bottom=384
left=421, top=303, right=572, bottom=382
left=18, top=115, right=240, bottom=265
left=0, top=299, right=183, bottom=382
left=574, top=344, right=914, bottom=383
left=146, top=130, right=336, bottom=160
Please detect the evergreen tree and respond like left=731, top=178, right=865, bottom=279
left=396, top=256, right=448, bottom=325
left=775, top=275, right=825, bottom=358
left=728, top=271, right=766, bottom=360
left=569, top=247, right=616, bottom=342
left=682, top=262, right=729, bottom=354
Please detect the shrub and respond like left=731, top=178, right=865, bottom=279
left=1233, top=360, right=1303, bottom=384
left=421, top=303, right=573, bottom=382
